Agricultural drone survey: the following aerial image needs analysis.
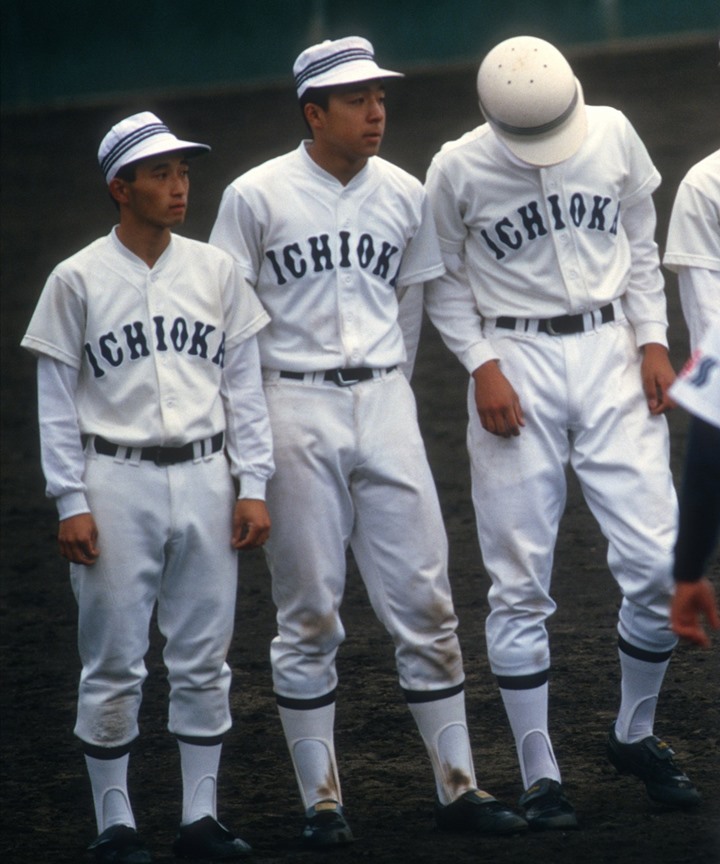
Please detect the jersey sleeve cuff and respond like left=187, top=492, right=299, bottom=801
left=462, top=341, right=500, bottom=374
left=634, top=323, right=668, bottom=349
left=237, top=474, right=267, bottom=501
left=56, top=491, right=91, bottom=522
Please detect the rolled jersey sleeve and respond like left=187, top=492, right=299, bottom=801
left=219, top=259, right=274, bottom=498
left=36, top=356, right=90, bottom=520
left=620, top=194, right=669, bottom=349
left=424, top=161, right=498, bottom=373
left=221, top=336, right=274, bottom=499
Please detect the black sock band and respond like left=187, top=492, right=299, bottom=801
left=496, top=669, right=550, bottom=690
left=618, top=635, right=673, bottom=663
left=275, top=688, right=338, bottom=710
left=82, top=741, right=133, bottom=760
left=176, top=733, right=224, bottom=746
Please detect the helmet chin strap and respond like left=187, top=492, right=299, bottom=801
left=480, top=84, right=580, bottom=137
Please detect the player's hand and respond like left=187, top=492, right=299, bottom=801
left=472, top=360, right=525, bottom=438
left=58, top=513, right=100, bottom=565
left=232, top=499, right=271, bottom=550
left=671, top=578, right=720, bottom=648
left=640, top=343, right=676, bottom=415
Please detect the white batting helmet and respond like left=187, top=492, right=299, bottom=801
left=476, top=35, right=587, bottom=166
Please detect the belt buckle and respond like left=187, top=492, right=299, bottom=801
left=149, top=446, right=171, bottom=466
left=545, top=317, right=560, bottom=336
left=329, top=368, right=361, bottom=387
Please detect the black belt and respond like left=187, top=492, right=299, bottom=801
left=88, top=431, right=224, bottom=465
left=496, top=303, right=614, bottom=336
left=279, top=366, right=397, bottom=387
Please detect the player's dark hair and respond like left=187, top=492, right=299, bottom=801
left=299, top=86, right=331, bottom=135
left=115, top=162, right=138, bottom=183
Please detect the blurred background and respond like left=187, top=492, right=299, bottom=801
left=3, top=0, right=719, bottom=111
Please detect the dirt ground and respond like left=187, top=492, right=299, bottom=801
left=1, top=35, right=719, bottom=864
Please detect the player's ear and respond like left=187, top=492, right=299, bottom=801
left=108, top=177, right=129, bottom=207
left=303, top=101, right=324, bottom=132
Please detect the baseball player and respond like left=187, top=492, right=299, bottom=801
left=209, top=35, right=527, bottom=848
left=663, top=148, right=720, bottom=351
left=21, top=112, right=274, bottom=863
left=423, top=36, right=700, bottom=828
left=663, top=147, right=720, bottom=648
left=669, top=323, right=720, bottom=648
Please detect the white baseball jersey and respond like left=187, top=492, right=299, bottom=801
left=23, top=229, right=268, bottom=445
left=663, top=148, right=720, bottom=351
left=425, top=106, right=668, bottom=372
left=670, top=321, right=720, bottom=429
left=209, top=141, right=444, bottom=371
left=22, top=229, right=274, bottom=511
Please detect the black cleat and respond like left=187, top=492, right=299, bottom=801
left=518, top=778, right=578, bottom=830
left=607, top=724, right=701, bottom=807
left=435, top=788, right=528, bottom=835
left=172, top=816, right=251, bottom=860
left=88, top=824, right=153, bottom=863
left=301, top=800, right=354, bottom=848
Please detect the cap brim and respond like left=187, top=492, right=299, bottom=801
left=127, top=138, right=211, bottom=166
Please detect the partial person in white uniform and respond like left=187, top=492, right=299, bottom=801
left=664, top=147, right=720, bottom=647
left=210, top=35, right=528, bottom=849
left=21, top=113, right=274, bottom=864
left=663, top=148, right=720, bottom=351
left=423, top=36, right=701, bottom=828
left=669, top=316, right=720, bottom=648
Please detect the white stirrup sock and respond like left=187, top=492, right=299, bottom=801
left=406, top=691, right=477, bottom=806
left=84, top=753, right=135, bottom=834
left=177, top=740, right=221, bottom=825
left=278, top=702, right=341, bottom=809
left=499, top=683, right=560, bottom=789
left=615, top=651, right=670, bottom=744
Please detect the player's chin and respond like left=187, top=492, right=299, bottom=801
left=167, top=207, right=187, bottom=225
left=362, top=136, right=383, bottom=154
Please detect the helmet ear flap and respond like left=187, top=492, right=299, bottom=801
left=476, top=36, right=587, bottom=167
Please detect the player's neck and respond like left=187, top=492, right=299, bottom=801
left=306, top=141, right=368, bottom=186
left=116, top=222, right=172, bottom=268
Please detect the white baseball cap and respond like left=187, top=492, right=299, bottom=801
left=98, top=111, right=210, bottom=183
left=477, top=36, right=587, bottom=167
left=293, top=36, right=403, bottom=99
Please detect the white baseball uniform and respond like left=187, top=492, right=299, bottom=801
left=663, top=148, right=720, bottom=351
left=425, top=105, right=679, bottom=679
left=209, top=141, right=464, bottom=699
left=22, top=228, right=274, bottom=746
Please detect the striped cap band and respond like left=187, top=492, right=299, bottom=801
left=293, top=36, right=403, bottom=98
left=295, top=46, right=375, bottom=91
left=97, top=111, right=210, bottom=183
left=100, top=121, right=171, bottom=178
